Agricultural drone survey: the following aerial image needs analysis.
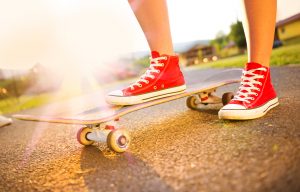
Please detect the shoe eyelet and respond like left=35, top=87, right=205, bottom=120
left=138, top=84, right=142, bottom=87
left=257, top=88, right=260, bottom=91
left=163, top=56, right=167, bottom=60
left=255, top=93, right=258, bottom=96
left=146, top=80, right=149, bottom=84
left=251, top=97, right=254, bottom=100
left=153, top=86, right=157, bottom=90
left=157, top=70, right=160, bottom=73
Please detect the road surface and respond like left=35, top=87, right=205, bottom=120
left=0, top=66, right=299, bottom=192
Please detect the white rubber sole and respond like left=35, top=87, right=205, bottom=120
left=218, top=97, right=279, bottom=120
left=106, top=85, right=186, bottom=105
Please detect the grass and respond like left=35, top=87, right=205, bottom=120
left=190, top=43, right=300, bottom=69
left=0, top=92, right=85, bottom=115
left=0, top=76, right=136, bottom=115
left=0, top=94, right=53, bottom=115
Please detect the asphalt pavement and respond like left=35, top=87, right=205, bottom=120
left=0, top=65, right=299, bottom=192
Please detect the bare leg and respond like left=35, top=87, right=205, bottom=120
left=128, top=0, right=174, bottom=55
left=106, top=0, right=185, bottom=105
left=241, top=0, right=277, bottom=67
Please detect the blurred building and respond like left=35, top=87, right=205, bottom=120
left=276, top=13, right=300, bottom=41
left=219, top=41, right=241, bottom=58
left=131, top=40, right=213, bottom=67
left=180, top=44, right=216, bottom=66
left=173, top=40, right=212, bottom=66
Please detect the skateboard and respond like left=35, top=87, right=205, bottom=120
left=13, top=69, right=242, bottom=153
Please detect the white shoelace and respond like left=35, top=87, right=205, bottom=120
left=232, top=68, right=267, bottom=103
left=129, top=56, right=167, bottom=90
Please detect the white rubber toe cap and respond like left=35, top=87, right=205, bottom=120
left=219, top=98, right=279, bottom=120
left=108, top=90, right=124, bottom=96
left=106, top=85, right=186, bottom=105
left=221, top=104, right=246, bottom=110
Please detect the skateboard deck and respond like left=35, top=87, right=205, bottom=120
left=13, top=69, right=242, bottom=125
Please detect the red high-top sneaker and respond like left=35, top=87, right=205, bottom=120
left=219, top=62, right=279, bottom=120
left=106, top=51, right=186, bottom=105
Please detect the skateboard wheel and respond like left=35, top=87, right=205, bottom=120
left=107, top=129, right=130, bottom=153
left=222, top=92, right=235, bottom=106
left=77, top=127, right=94, bottom=146
left=186, top=96, right=198, bottom=110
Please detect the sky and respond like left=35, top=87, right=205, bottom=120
left=0, top=0, right=299, bottom=70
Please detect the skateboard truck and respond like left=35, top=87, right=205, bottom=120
left=186, top=89, right=234, bottom=110
left=77, top=120, right=130, bottom=153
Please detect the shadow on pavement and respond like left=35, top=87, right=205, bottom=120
left=80, top=146, right=173, bottom=192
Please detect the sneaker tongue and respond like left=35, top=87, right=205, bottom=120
left=151, top=51, right=160, bottom=58
left=245, top=62, right=264, bottom=71
left=239, top=62, right=265, bottom=100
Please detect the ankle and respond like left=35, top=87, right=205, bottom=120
left=248, top=60, right=270, bottom=68
left=151, top=49, right=174, bottom=56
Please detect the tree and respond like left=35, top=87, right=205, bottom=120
left=210, top=31, right=229, bottom=54
left=229, top=21, right=247, bottom=49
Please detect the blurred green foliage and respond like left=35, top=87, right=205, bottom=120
left=228, top=21, right=247, bottom=49
left=191, top=43, right=300, bottom=68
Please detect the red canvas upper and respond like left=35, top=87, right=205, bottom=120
left=121, top=51, right=185, bottom=96
left=229, top=62, right=277, bottom=109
